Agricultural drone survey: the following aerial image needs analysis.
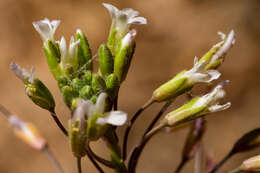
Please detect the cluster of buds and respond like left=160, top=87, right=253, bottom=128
left=30, top=3, right=146, bottom=158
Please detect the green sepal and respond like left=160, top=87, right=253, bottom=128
left=107, top=29, right=117, bottom=56
left=152, top=70, right=193, bottom=102
left=76, top=30, right=92, bottom=71
left=82, top=71, right=92, bottom=85
left=25, top=78, right=55, bottom=112
left=86, top=113, right=108, bottom=141
left=79, top=85, right=94, bottom=100
left=91, top=74, right=106, bottom=94
left=43, top=40, right=63, bottom=79
left=113, top=42, right=136, bottom=83
left=90, top=95, right=98, bottom=104
left=98, top=44, right=114, bottom=77
left=68, top=119, right=87, bottom=158
left=106, top=74, right=120, bottom=99
left=71, top=78, right=85, bottom=92
left=61, top=86, right=78, bottom=108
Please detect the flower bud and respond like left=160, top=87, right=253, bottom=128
left=82, top=70, right=92, bottom=85
left=76, top=29, right=93, bottom=71
left=91, top=74, right=106, bottom=94
left=61, top=86, right=77, bottom=108
left=98, top=44, right=114, bottom=77
left=68, top=104, right=88, bottom=157
left=10, top=63, right=55, bottom=112
left=71, top=77, right=85, bottom=92
left=152, top=57, right=221, bottom=102
left=113, top=30, right=136, bottom=82
left=199, top=30, right=235, bottom=70
left=240, top=155, right=260, bottom=172
left=106, top=74, right=120, bottom=99
left=79, top=85, right=94, bottom=100
left=163, top=82, right=230, bottom=126
left=9, top=115, right=47, bottom=151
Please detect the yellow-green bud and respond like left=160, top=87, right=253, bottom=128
left=79, top=85, right=94, bottom=100
left=106, top=74, right=120, bottom=99
left=71, top=77, right=85, bottom=92
left=82, top=70, right=92, bottom=85
left=61, top=86, right=77, bottom=108
left=91, top=74, right=106, bottom=94
left=240, top=155, right=260, bottom=172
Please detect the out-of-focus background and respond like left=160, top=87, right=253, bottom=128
left=0, top=0, right=260, bottom=172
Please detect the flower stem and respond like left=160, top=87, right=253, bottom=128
left=49, top=110, right=68, bottom=136
left=85, top=146, right=105, bottom=173
left=122, top=98, right=154, bottom=160
left=77, top=157, right=82, bottom=173
left=143, top=99, right=174, bottom=137
left=209, top=151, right=234, bottom=173
left=174, top=158, right=187, bottom=173
left=128, top=123, right=166, bottom=173
left=43, top=147, right=64, bottom=173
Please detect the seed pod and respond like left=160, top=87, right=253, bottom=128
left=98, top=44, right=114, bottom=77
left=76, top=29, right=92, bottom=71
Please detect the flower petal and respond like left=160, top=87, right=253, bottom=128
left=97, top=111, right=127, bottom=126
left=102, top=3, right=119, bottom=19
left=94, top=93, right=108, bottom=114
left=127, top=17, right=147, bottom=25
left=208, top=102, right=231, bottom=112
left=10, top=62, right=32, bottom=82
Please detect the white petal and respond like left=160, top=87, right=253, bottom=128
left=9, top=115, right=24, bottom=129
left=29, top=67, right=35, bottom=83
left=68, top=36, right=80, bottom=58
left=10, top=62, right=31, bottom=82
left=72, top=102, right=87, bottom=130
left=97, top=111, right=127, bottom=126
left=206, top=70, right=221, bottom=82
left=208, top=102, right=231, bottom=112
left=59, top=36, right=67, bottom=60
left=102, top=3, right=119, bottom=19
left=32, top=18, right=60, bottom=42
left=127, top=17, right=147, bottom=25
left=189, top=70, right=221, bottom=83
left=77, top=99, right=95, bottom=118
left=122, top=8, right=139, bottom=18
left=94, top=93, right=108, bottom=114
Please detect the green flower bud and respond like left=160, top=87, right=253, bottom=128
left=10, top=63, right=55, bottom=112
left=76, top=29, right=92, bottom=71
left=163, top=82, right=230, bottom=127
left=68, top=106, right=88, bottom=157
left=98, top=44, right=114, bottom=77
left=57, top=76, right=69, bottom=89
left=152, top=57, right=221, bottom=102
left=91, top=74, right=106, bottom=94
left=71, top=77, right=85, bottom=92
left=61, top=86, right=77, bottom=108
left=107, top=29, right=117, bottom=55
left=43, top=40, right=63, bottom=79
left=90, top=95, right=98, bottom=104
left=106, top=74, right=120, bottom=99
left=114, top=30, right=136, bottom=83
left=82, top=70, right=92, bottom=85
left=79, top=85, right=94, bottom=100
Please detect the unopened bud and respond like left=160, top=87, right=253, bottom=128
left=91, top=74, right=106, bottom=94
left=240, top=155, right=260, bottom=172
left=106, top=74, right=120, bottom=99
left=61, top=86, right=77, bottom=108
left=98, top=44, right=114, bottom=77
left=71, top=77, right=85, bottom=92
left=113, top=30, right=136, bottom=83
left=79, top=85, right=94, bottom=100
left=76, top=29, right=93, bottom=71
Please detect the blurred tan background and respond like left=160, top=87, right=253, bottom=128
left=0, top=0, right=260, bottom=172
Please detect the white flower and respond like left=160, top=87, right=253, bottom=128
left=57, top=36, right=80, bottom=70
left=32, top=18, right=60, bottom=43
left=193, top=81, right=231, bottom=112
left=185, top=56, right=221, bottom=84
left=73, top=93, right=127, bottom=126
left=103, top=3, right=147, bottom=37
left=210, top=30, right=235, bottom=64
left=10, top=62, right=35, bottom=83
